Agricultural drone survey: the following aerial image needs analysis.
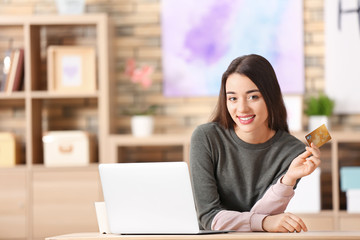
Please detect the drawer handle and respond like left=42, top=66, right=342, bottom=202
left=59, top=145, right=73, bottom=153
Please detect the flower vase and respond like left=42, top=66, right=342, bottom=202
left=308, top=115, right=330, bottom=131
left=131, top=115, right=154, bottom=137
left=56, top=0, right=85, bottom=14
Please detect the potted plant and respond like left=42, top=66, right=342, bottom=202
left=124, top=59, right=156, bottom=137
left=304, top=94, right=335, bottom=131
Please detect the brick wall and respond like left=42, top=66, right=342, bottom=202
left=1, top=0, right=359, bottom=140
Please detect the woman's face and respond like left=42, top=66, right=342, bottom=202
left=226, top=73, right=270, bottom=138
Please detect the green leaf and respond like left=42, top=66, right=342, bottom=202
left=304, top=94, right=334, bottom=116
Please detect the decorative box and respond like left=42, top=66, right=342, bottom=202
left=0, top=132, right=21, bottom=167
left=42, top=131, right=94, bottom=167
left=340, top=167, right=360, bottom=191
left=341, top=167, right=360, bottom=213
left=347, top=189, right=360, bottom=213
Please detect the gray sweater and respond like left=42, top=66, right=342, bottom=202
left=189, top=122, right=305, bottom=230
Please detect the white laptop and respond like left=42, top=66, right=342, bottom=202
left=99, top=161, right=230, bottom=235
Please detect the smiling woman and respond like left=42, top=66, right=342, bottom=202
left=189, top=54, right=321, bottom=233
left=225, top=73, right=270, bottom=144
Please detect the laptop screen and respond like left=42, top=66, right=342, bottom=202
left=99, top=162, right=200, bottom=234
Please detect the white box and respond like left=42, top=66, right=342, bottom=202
left=43, top=131, right=94, bottom=167
left=347, top=189, right=360, bottom=213
left=286, top=168, right=321, bottom=213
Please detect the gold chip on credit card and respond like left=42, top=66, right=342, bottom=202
left=305, top=124, right=331, bottom=148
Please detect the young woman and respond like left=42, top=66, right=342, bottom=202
left=189, top=54, right=320, bottom=233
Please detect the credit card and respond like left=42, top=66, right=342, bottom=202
left=305, top=124, right=331, bottom=148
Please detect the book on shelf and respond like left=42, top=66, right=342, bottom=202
left=4, top=48, right=24, bottom=94
left=2, top=50, right=14, bottom=92
left=12, top=48, right=24, bottom=92
left=0, top=49, right=12, bottom=92
left=5, top=50, right=18, bottom=93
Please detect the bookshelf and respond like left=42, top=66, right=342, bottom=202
left=0, top=14, right=111, bottom=240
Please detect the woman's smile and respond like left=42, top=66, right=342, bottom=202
left=238, top=115, right=255, bottom=124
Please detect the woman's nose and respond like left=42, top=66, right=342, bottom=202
left=236, top=98, right=249, bottom=112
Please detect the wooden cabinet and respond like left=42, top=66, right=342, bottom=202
left=297, top=212, right=335, bottom=231
left=32, top=167, right=101, bottom=240
left=339, top=213, right=360, bottom=231
left=291, top=131, right=360, bottom=231
left=0, top=14, right=111, bottom=240
left=0, top=168, right=27, bottom=239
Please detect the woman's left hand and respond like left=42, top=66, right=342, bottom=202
left=282, top=143, right=321, bottom=186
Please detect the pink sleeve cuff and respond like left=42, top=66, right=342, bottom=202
left=250, top=213, right=267, bottom=232
left=273, top=176, right=295, bottom=198
left=211, top=210, right=267, bottom=232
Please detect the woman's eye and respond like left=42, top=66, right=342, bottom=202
left=248, top=95, right=259, bottom=101
left=228, top=97, right=237, bottom=101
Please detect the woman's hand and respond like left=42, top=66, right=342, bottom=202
left=282, top=143, right=321, bottom=186
left=262, top=213, right=307, bottom=233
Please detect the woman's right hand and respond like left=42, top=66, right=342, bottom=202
left=262, top=213, right=308, bottom=233
left=282, top=143, right=321, bottom=186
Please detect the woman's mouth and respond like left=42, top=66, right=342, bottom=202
left=238, top=115, right=255, bottom=124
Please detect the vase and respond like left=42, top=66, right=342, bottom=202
left=55, top=0, right=85, bottom=14
left=131, top=115, right=154, bottom=137
left=308, top=115, right=330, bottom=131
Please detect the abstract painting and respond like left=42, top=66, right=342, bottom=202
left=161, top=0, right=303, bottom=97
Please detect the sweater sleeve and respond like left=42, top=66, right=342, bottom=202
left=190, top=126, right=223, bottom=230
left=211, top=177, right=294, bottom=231
left=211, top=211, right=267, bottom=231
left=251, top=176, right=294, bottom=215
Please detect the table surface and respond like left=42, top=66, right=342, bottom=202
left=45, top=231, right=360, bottom=240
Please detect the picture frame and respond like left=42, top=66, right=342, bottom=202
left=47, top=46, right=96, bottom=93
left=283, top=94, right=303, bottom=132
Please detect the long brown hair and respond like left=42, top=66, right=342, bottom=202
left=210, top=54, right=289, bottom=133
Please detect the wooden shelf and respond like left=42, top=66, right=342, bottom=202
left=0, top=14, right=108, bottom=25
left=339, top=211, right=360, bottom=217
left=0, top=92, right=26, bottom=99
left=108, top=134, right=190, bottom=146
left=0, top=14, right=111, bottom=240
left=108, top=134, right=191, bottom=164
left=0, top=165, right=27, bottom=172
left=30, top=91, right=99, bottom=99
left=297, top=210, right=335, bottom=217
left=31, top=163, right=99, bottom=172
left=0, top=91, right=99, bottom=99
left=291, top=131, right=360, bottom=142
